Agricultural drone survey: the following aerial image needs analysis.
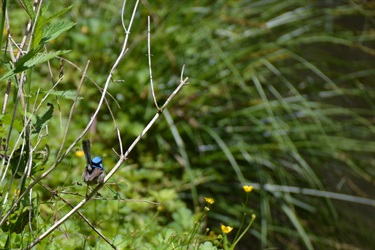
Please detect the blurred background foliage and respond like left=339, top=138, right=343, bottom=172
left=1, top=0, right=375, bottom=249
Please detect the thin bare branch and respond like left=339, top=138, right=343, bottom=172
left=148, top=16, right=160, bottom=110
left=47, top=49, right=64, bottom=132
left=23, top=1, right=141, bottom=247
left=0, top=61, right=89, bottom=227
left=56, top=61, right=91, bottom=160
left=35, top=178, right=117, bottom=249
left=26, top=62, right=188, bottom=250
left=1, top=1, right=189, bottom=248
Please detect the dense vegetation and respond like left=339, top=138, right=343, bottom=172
left=1, top=0, right=374, bottom=249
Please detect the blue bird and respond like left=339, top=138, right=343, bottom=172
left=82, top=139, right=105, bottom=185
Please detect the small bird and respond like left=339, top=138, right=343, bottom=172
left=82, top=139, right=105, bottom=185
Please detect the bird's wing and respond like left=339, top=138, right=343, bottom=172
left=88, top=167, right=103, bottom=181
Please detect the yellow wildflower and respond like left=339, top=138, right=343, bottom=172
left=243, top=185, right=254, bottom=193
left=81, top=25, right=89, bottom=34
left=204, top=197, right=214, bottom=204
left=221, top=224, right=233, bottom=234
left=14, top=189, right=20, bottom=196
left=75, top=150, right=85, bottom=157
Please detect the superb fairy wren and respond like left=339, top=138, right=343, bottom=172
left=82, top=139, right=105, bottom=185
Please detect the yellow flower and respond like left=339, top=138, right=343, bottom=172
left=75, top=150, right=85, bottom=157
left=14, top=189, right=20, bottom=196
left=81, top=25, right=89, bottom=34
left=204, top=197, right=214, bottom=204
left=243, top=185, right=254, bottom=193
left=221, top=224, right=233, bottom=234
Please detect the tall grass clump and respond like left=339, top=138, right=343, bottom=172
left=126, top=0, right=374, bottom=249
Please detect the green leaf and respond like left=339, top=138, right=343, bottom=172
left=32, top=15, right=47, bottom=48
left=47, top=90, right=83, bottom=100
left=0, top=50, right=70, bottom=81
left=0, top=113, right=24, bottom=134
left=42, top=20, right=75, bottom=44
left=33, top=145, right=50, bottom=172
left=31, top=3, right=74, bottom=47
left=1, top=206, right=31, bottom=234
left=0, top=46, right=41, bottom=81
left=33, top=103, right=54, bottom=134
left=21, top=0, right=36, bottom=20
left=198, top=241, right=216, bottom=250
left=45, top=4, right=74, bottom=23
left=24, top=50, right=70, bottom=68
left=9, top=146, right=28, bottom=179
left=40, top=1, right=50, bottom=17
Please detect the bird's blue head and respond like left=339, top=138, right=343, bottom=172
left=91, top=156, right=104, bottom=170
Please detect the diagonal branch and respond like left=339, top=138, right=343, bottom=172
left=26, top=66, right=188, bottom=250
left=0, top=0, right=140, bottom=231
